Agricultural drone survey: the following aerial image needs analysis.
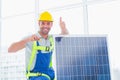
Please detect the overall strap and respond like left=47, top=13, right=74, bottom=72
left=27, top=41, right=37, bottom=78
left=48, top=35, right=54, bottom=68
left=35, top=35, right=54, bottom=51
left=26, top=35, right=54, bottom=79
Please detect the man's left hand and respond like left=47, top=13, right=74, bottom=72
left=59, top=17, right=69, bottom=35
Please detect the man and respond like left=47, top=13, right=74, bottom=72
left=8, top=11, right=68, bottom=80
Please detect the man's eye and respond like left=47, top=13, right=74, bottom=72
left=47, top=22, right=50, bottom=25
left=42, top=22, right=45, bottom=25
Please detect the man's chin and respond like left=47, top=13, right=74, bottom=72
left=40, top=29, right=50, bottom=35
left=42, top=31, right=49, bottom=35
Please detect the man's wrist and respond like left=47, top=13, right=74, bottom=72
left=23, top=38, right=30, bottom=43
left=61, top=29, right=69, bottom=35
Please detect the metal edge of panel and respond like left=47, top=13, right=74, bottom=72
left=53, top=34, right=108, bottom=38
left=106, top=35, right=112, bottom=80
left=0, top=0, right=2, bottom=53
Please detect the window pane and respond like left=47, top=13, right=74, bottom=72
left=1, top=14, right=35, bottom=52
left=48, top=7, right=84, bottom=34
left=2, top=0, right=35, bottom=17
left=39, top=0, right=82, bottom=10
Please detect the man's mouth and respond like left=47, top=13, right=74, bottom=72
left=43, top=28, right=49, bottom=31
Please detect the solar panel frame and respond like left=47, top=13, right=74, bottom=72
left=54, top=35, right=111, bottom=80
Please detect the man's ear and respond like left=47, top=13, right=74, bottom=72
left=51, top=22, right=53, bottom=26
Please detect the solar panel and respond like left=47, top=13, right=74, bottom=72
left=55, top=36, right=111, bottom=80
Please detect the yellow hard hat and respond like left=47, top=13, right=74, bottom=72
left=38, top=11, right=53, bottom=21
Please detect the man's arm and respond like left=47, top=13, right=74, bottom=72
left=8, top=35, right=40, bottom=53
left=59, top=17, right=69, bottom=35
left=55, top=17, right=68, bottom=42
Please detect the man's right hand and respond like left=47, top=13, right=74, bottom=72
left=8, top=34, right=40, bottom=53
left=27, top=34, right=40, bottom=42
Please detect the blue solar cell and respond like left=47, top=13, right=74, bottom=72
left=55, top=36, right=111, bottom=80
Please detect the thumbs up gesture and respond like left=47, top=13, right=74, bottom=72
left=59, top=17, right=69, bottom=35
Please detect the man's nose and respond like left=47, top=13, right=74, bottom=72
left=43, top=24, right=48, bottom=27
left=43, top=25, right=48, bottom=28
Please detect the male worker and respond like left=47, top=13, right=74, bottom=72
left=8, top=11, right=68, bottom=80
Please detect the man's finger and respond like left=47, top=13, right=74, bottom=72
left=33, top=36, right=40, bottom=40
left=35, top=36, right=40, bottom=40
left=60, top=17, right=62, bottom=23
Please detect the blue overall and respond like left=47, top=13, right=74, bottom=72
left=29, top=41, right=55, bottom=80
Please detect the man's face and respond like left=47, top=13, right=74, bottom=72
left=39, top=21, right=53, bottom=35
